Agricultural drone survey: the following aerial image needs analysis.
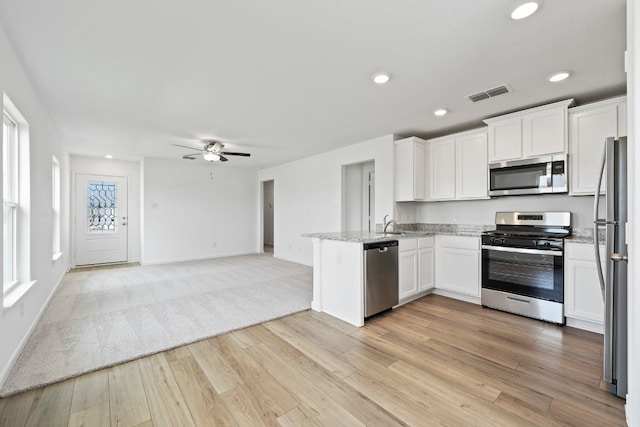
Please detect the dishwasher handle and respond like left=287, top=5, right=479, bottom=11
left=364, top=240, right=399, bottom=251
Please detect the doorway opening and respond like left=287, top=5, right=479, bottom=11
left=263, top=180, right=274, bottom=254
left=342, top=161, right=375, bottom=232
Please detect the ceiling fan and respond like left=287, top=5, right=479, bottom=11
left=173, top=140, right=251, bottom=162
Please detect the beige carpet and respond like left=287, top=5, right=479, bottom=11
left=0, top=254, right=312, bottom=397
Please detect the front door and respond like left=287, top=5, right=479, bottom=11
left=74, top=174, right=128, bottom=266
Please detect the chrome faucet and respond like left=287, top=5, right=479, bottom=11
left=383, top=215, right=396, bottom=233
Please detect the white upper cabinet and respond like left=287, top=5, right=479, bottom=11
left=395, top=137, right=426, bottom=201
left=425, top=128, right=488, bottom=201
left=455, top=131, right=488, bottom=199
left=569, top=96, right=627, bottom=196
left=522, top=106, right=568, bottom=157
left=487, top=116, right=522, bottom=161
left=426, top=137, right=455, bottom=200
left=485, top=99, right=574, bottom=163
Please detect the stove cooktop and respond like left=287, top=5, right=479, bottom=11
left=482, top=229, right=571, bottom=239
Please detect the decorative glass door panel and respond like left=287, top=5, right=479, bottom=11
left=87, top=181, right=118, bottom=233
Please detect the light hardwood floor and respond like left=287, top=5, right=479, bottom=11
left=0, top=295, right=626, bottom=426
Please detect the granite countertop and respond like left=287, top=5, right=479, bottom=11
left=302, top=230, right=435, bottom=243
left=303, top=224, right=491, bottom=243
left=566, top=227, right=606, bottom=245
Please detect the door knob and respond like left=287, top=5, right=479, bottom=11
left=611, top=253, right=628, bottom=262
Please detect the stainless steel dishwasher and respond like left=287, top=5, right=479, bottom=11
left=363, top=240, right=399, bottom=317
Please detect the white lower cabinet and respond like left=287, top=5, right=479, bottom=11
left=564, top=242, right=605, bottom=333
left=418, top=237, right=435, bottom=292
left=398, top=237, right=434, bottom=302
left=435, top=235, right=481, bottom=297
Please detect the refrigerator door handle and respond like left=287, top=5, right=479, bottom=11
left=593, top=141, right=607, bottom=300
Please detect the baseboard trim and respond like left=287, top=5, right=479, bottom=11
left=272, top=253, right=312, bottom=267
left=566, top=317, right=604, bottom=334
left=431, top=288, right=481, bottom=305
left=141, top=251, right=258, bottom=266
left=0, top=268, right=67, bottom=390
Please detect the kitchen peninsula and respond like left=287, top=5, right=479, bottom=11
left=304, top=224, right=489, bottom=326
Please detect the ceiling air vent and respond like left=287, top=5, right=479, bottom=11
left=466, top=84, right=511, bottom=103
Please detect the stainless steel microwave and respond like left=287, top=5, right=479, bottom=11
left=488, top=155, right=567, bottom=196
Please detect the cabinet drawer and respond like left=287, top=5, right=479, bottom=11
left=418, top=236, right=434, bottom=249
left=399, top=238, right=418, bottom=252
left=565, top=242, right=602, bottom=259
left=436, top=235, right=480, bottom=250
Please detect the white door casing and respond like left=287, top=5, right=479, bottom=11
left=74, top=174, right=128, bottom=266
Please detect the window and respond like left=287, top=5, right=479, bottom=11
left=3, top=112, right=17, bottom=288
left=3, top=94, right=33, bottom=307
left=52, top=155, right=61, bottom=259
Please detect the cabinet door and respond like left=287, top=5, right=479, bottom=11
left=456, top=132, right=488, bottom=199
left=395, top=138, right=425, bottom=201
left=488, top=117, right=521, bottom=162
left=436, top=247, right=480, bottom=296
left=418, top=247, right=434, bottom=292
left=569, top=105, right=616, bottom=195
left=427, top=138, right=455, bottom=200
left=399, top=250, right=418, bottom=300
left=523, top=107, right=566, bottom=158
left=565, top=244, right=605, bottom=325
left=413, top=142, right=426, bottom=200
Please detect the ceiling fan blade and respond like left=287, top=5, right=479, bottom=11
left=219, top=155, right=229, bottom=162
left=182, top=154, right=198, bottom=160
left=220, top=151, right=251, bottom=157
left=173, top=143, right=203, bottom=151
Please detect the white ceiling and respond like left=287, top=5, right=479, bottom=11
left=0, top=0, right=627, bottom=168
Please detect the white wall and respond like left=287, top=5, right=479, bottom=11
left=70, top=156, right=142, bottom=263
left=626, top=0, right=638, bottom=423
left=417, top=194, right=600, bottom=228
left=143, top=158, right=257, bottom=264
left=258, top=134, right=395, bottom=266
left=0, top=22, right=70, bottom=386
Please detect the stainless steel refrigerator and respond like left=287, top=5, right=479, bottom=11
left=593, top=136, right=628, bottom=399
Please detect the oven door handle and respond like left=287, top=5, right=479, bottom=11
left=481, top=245, right=563, bottom=257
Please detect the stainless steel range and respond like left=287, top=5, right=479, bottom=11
left=481, top=211, right=571, bottom=324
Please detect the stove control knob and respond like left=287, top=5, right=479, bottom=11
left=492, top=238, right=504, bottom=245
left=539, top=241, right=551, bottom=248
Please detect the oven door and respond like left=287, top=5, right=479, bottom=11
left=481, top=245, right=563, bottom=302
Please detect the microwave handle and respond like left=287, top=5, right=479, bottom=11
left=546, top=162, right=552, bottom=187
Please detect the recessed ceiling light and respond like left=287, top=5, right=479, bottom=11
left=548, top=71, right=571, bottom=82
left=372, top=72, right=391, bottom=84
left=511, top=2, right=540, bottom=20
left=105, top=154, right=113, bottom=159
left=434, top=108, right=448, bottom=117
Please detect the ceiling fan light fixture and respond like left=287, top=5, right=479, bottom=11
left=511, top=2, right=540, bottom=20
left=203, top=152, right=221, bottom=162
